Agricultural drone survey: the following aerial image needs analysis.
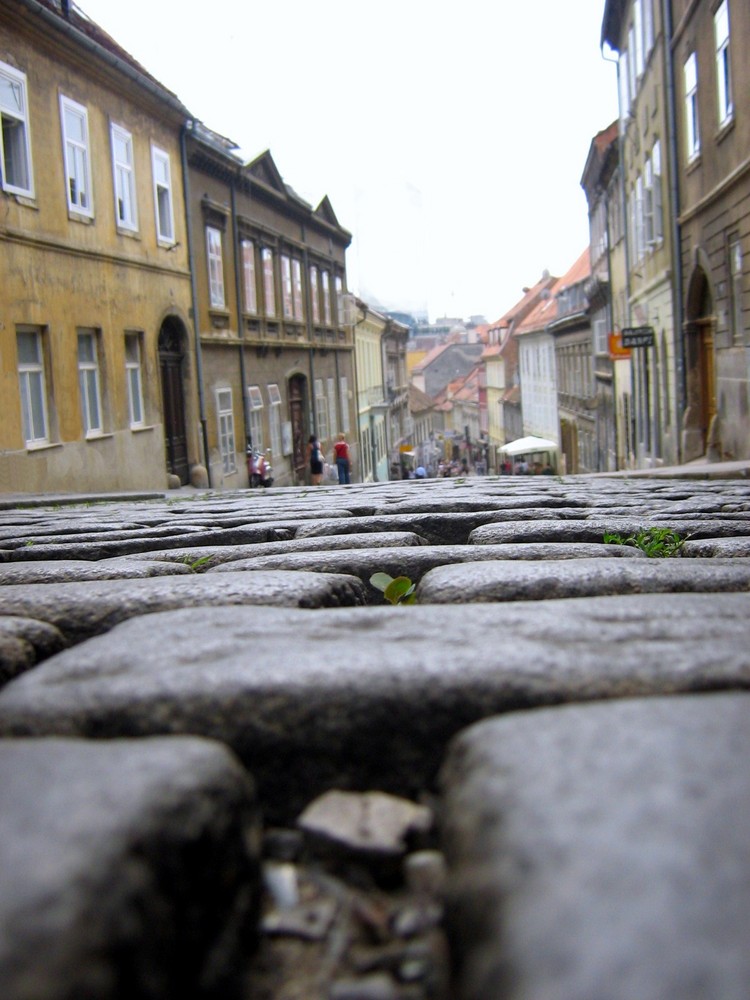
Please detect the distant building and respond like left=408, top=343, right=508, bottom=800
left=182, top=127, right=354, bottom=488
left=483, top=276, right=557, bottom=470
left=549, top=250, right=595, bottom=474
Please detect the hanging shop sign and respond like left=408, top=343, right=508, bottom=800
left=621, top=326, right=655, bottom=348
left=608, top=332, right=632, bottom=358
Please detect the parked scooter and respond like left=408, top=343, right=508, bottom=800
left=246, top=441, right=274, bottom=488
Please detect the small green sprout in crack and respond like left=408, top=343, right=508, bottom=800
left=603, top=527, right=689, bottom=557
left=370, top=572, right=417, bottom=605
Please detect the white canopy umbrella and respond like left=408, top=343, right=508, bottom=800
left=499, top=436, right=558, bottom=456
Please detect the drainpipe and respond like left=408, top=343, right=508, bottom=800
left=230, top=179, right=251, bottom=447
left=180, top=121, right=211, bottom=487
left=661, top=0, right=685, bottom=451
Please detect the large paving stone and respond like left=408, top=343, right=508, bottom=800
left=683, top=537, right=750, bottom=557
left=0, top=571, right=366, bottom=644
left=0, top=594, right=748, bottom=822
left=106, top=531, right=429, bottom=571
left=0, top=736, right=261, bottom=1000
left=469, top=517, right=750, bottom=545
left=0, top=559, right=192, bottom=585
left=0, top=616, right=67, bottom=685
left=416, top=556, right=750, bottom=603
left=209, top=544, right=643, bottom=598
left=439, top=692, right=750, bottom=1000
left=0, top=524, right=297, bottom=562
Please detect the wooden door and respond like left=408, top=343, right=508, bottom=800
left=288, top=374, right=307, bottom=483
left=159, top=326, right=189, bottom=484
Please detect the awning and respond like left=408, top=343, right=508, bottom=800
left=499, top=436, right=558, bottom=456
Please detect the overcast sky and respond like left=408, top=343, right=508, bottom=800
left=78, top=0, right=618, bottom=324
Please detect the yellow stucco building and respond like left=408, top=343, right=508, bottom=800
left=1, top=0, right=201, bottom=493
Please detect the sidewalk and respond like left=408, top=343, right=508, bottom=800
left=583, top=457, right=750, bottom=480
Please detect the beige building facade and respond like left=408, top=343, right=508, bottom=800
left=671, top=0, right=750, bottom=461
left=1, top=0, right=200, bottom=493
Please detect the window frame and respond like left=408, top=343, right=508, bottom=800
left=714, top=0, right=733, bottom=128
left=281, top=254, right=294, bottom=319
left=728, top=234, right=743, bottom=344
left=77, top=329, right=103, bottom=437
left=206, top=225, right=225, bottom=308
left=314, top=377, right=328, bottom=441
left=241, top=239, right=258, bottom=314
left=216, top=387, right=237, bottom=474
left=339, top=375, right=351, bottom=434
left=124, top=331, right=145, bottom=428
left=110, top=123, right=137, bottom=231
left=684, top=52, right=700, bottom=162
left=247, top=384, right=264, bottom=451
left=322, top=270, right=332, bottom=325
left=310, top=265, right=320, bottom=324
left=261, top=247, right=276, bottom=317
left=151, top=144, right=175, bottom=244
left=267, top=383, right=282, bottom=458
left=0, top=60, right=34, bottom=197
left=17, top=328, right=49, bottom=446
left=60, top=94, right=93, bottom=216
left=292, top=258, right=304, bottom=321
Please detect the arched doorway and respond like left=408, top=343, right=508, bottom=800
left=683, top=265, right=717, bottom=460
left=158, top=317, right=189, bottom=484
left=288, top=373, right=308, bottom=484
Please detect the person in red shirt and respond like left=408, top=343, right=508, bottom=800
left=333, top=433, right=351, bottom=484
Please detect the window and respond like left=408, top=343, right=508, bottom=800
left=125, top=332, right=144, bottom=427
left=684, top=52, right=700, bottom=161
left=17, top=329, right=48, bottom=445
left=619, top=51, right=631, bottom=120
left=339, top=376, right=350, bottom=433
left=322, top=270, right=332, bottom=325
left=633, top=0, right=644, bottom=79
left=314, top=378, right=328, bottom=440
left=111, top=124, right=137, bottom=230
left=310, top=265, right=320, bottom=323
left=0, top=61, right=33, bottom=196
left=327, top=376, right=337, bottom=436
left=634, top=174, right=645, bottom=260
left=77, top=330, right=103, bottom=436
left=643, top=154, right=654, bottom=247
left=267, top=383, right=282, bottom=458
left=241, top=239, right=257, bottom=313
left=206, top=226, right=225, bottom=308
left=335, top=275, right=343, bottom=325
left=651, top=140, right=663, bottom=242
left=60, top=95, right=92, bottom=215
left=643, top=0, right=654, bottom=59
left=217, top=388, right=236, bottom=474
left=292, top=259, right=304, bottom=320
left=261, top=248, right=276, bottom=316
left=729, top=236, right=743, bottom=343
left=593, top=317, right=608, bottom=355
left=247, top=384, right=263, bottom=450
left=151, top=145, right=174, bottom=243
left=281, top=255, right=294, bottom=318
left=714, top=1, right=733, bottom=127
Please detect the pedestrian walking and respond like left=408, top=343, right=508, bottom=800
left=307, top=434, right=323, bottom=486
left=333, top=433, right=351, bottom=484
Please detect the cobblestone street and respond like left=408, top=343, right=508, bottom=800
left=1, top=473, right=749, bottom=999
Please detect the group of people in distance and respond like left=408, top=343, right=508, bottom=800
left=307, top=433, right=351, bottom=485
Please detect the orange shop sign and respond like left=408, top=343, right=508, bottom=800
left=609, top=331, right=632, bottom=358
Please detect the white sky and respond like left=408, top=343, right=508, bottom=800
left=78, top=0, right=618, bottom=324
